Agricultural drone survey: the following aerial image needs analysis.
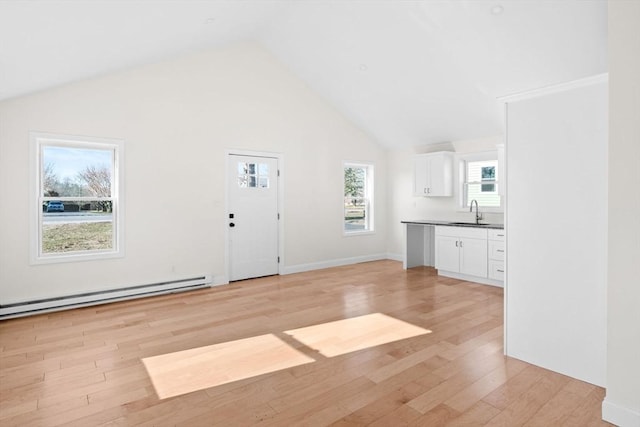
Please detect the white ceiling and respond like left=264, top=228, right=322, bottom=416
left=0, top=0, right=607, bottom=148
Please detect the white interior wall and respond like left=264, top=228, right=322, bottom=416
left=0, top=42, right=388, bottom=303
left=603, top=1, right=640, bottom=425
left=386, top=136, right=504, bottom=258
left=505, top=77, right=608, bottom=387
left=0, top=14, right=634, bottom=425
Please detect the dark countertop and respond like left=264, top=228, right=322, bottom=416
left=401, top=220, right=504, bottom=230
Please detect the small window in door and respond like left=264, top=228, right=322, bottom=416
left=238, top=162, right=269, bottom=188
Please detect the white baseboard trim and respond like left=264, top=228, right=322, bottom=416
left=282, top=253, right=388, bottom=275
left=386, top=252, right=403, bottom=262
left=212, top=276, right=230, bottom=286
left=437, top=270, right=504, bottom=288
left=603, top=398, right=640, bottom=427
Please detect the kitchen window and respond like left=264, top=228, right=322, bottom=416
left=30, top=132, right=124, bottom=264
left=460, top=152, right=501, bottom=209
left=344, top=162, right=374, bottom=234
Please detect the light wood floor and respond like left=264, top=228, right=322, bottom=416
left=0, top=260, right=611, bottom=426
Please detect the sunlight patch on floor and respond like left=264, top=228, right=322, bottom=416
left=142, top=333, right=314, bottom=399
left=284, top=312, right=431, bottom=357
left=142, top=313, right=430, bottom=399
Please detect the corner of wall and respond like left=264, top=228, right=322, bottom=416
left=602, top=398, right=640, bottom=427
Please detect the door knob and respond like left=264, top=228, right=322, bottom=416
left=229, top=223, right=235, bottom=228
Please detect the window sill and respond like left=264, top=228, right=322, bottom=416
left=343, top=230, right=376, bottom=237
left=31, top=249, right=124, bottom=265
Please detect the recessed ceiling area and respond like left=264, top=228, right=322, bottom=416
left=0, top=0, right=607, bottom=149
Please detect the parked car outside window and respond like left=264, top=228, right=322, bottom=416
left=46, top=201, right=64, bottom=212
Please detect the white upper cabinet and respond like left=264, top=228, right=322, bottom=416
left=413, top=152, right=454, bottom=197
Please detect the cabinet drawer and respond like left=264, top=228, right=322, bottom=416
left=435, top=226, right=487, bottom=239
left=488, top=229, right=506, bottom=241
left=489, top=241, right=505, bottom=261
left=489, top=260, right=505, bottom=281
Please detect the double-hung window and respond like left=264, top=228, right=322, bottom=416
left=343, top=162, right=374, bottom=234
left=460, top=152, right=501, bottom=209
left=31, top=133, right=124, bottom=263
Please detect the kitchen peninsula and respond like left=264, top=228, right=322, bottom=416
left=402, top=220, right=505, bottom=287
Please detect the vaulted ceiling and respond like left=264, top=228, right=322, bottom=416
left=0, top=0, right=607, bottom=148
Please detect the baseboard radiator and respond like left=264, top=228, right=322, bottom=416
left=0, top=275, right=213, bottom=320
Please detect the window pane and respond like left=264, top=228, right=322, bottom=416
left=42, top=200, right=114, bottom=254
left=466, top=183, right=501, bottom=207
left=481, top=166, right=495, bottom=180
left=467, top=160, right=497, bottom=183
left=43, top=200, right=112, bottom=213
left=481, top=183, right=496, bottom=192
left=480, top=166, right=496, bottom=193
left=344, top=197, right=367, bottom=231
left=258, top=163, right=269, bottom=175
left=259, top=177, right=269, bottom=188
left=344, top=167, right=366, bottom=198
left=344, top=164, right=373, bottom=233
left=43, top=146, right=113, bottom=197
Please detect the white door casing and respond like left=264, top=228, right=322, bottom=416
left=227, top=154, right=279, bottom=281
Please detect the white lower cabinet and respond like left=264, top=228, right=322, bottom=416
left=434, top=235, right=460, bottom=272
left=435, top=226, right=488, bottom=278
left=460, top=237, right=489, bottom=278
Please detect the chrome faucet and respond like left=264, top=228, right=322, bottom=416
left=470, top=199, right=481, bottom=224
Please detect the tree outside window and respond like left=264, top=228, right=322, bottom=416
left=344, top=163, right=373, bottom=233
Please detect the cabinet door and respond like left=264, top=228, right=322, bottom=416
left=427, top=153, right=453, bottom=196
left=414, top=156, right=428, bottom=196
left=460, top=237, right=488, bottom=278
left=414, top=152, right=453, bottom=197
left=435, top=235, right=460, bottom=273
left=427, top=155, right=445, bottom=196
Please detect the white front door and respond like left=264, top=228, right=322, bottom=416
left=228, top=154, right=279, bottom=281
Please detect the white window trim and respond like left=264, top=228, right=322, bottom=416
left=457, top=151, right=503, bottom=213
left=30, top=132, right=125, bottom=264
left=343, top=161, right=375, bottom=236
